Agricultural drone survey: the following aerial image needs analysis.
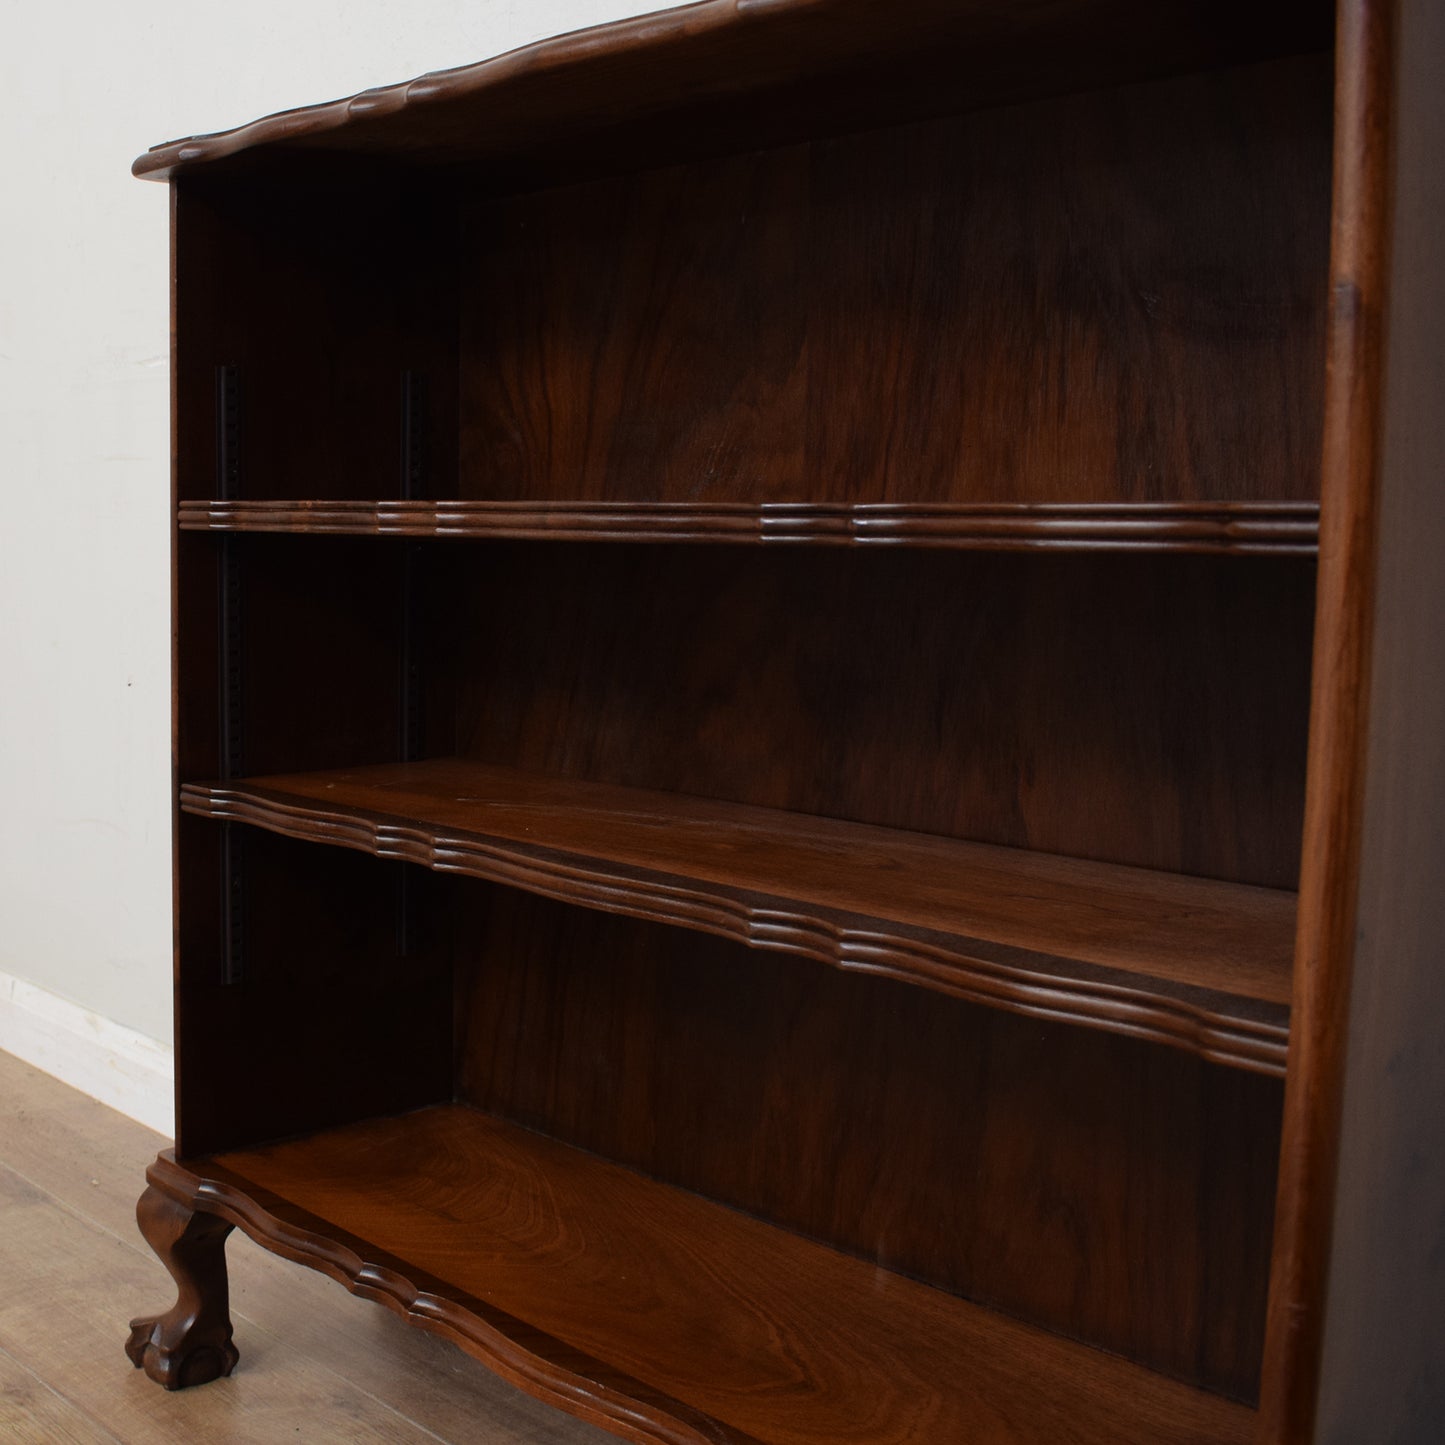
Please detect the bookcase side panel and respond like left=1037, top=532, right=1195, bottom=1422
left=172, top=541, right=456, bottom=1154
left=173, top=170, right=458, bottom=507
left=171, top=186, right=457, bottom=1156
left=173, top=822, right=452, bottom=1156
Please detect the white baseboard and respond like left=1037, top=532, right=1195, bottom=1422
left=0, top=970, right=174, bottom=1137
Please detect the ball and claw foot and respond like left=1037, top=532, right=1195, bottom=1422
left=125, top=1311, right=239, bottom=1390
left=125, top=1182, right=239, bottom=1390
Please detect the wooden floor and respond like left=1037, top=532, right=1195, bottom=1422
left=0, top=1049, right=608, bottom=1443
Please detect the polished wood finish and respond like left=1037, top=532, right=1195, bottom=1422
left=125, top=1185, right=238, bottom=1390
left=171, top=177, right=458, bottom=508
left=181, top=758, right=1294, bottom=1071
left=438, top=546, right=1313, bottom=889
left=459, top=57, right=1330, bottom=512
left=1257, top=1, right=1395, bottom=1431
left=1309, top=2, right=1445, bottom=1435
left=171, top=808, right=452, bottom=1160
left=177, top=537, right=1316, bottom=898
left=457, top=885, right=1284, bottom=1398
left=152, top=1104, right=1257, bottom=1445
left=165, top=54, right=1334, bottom=517
left=1260, top=1, right=1445, bottom=1439
left=128, top=0, right=1445, bottom=1437
left=178, top=499, right=1321, bottom=553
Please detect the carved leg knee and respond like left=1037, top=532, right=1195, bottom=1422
left=126, top=1183, right=239, bottom=1390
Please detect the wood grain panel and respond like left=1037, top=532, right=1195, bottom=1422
left=457, top=886, right=1282, bottom=1400
left=182, top=1106, right=1260, bottom=1445
left=441, top=545, right=1315, bottom=889
left=459, top=56, right=1331, bottom=509
left=177, top=499, right=1321, bottom=554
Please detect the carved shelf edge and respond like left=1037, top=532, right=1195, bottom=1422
left=134, top=2, right=714, bottom=180
left=180, top=781, right=1290, bottom=1074
left=142, top=1152, right=731, bottom=1445
left=177, top=499, right=1321, bottom=554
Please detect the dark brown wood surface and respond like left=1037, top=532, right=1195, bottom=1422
left=126, top=1186, right=239, bottom=1389
left=458, top=884, right=1283, bottom=1399
left=177, top=538, right=1317, bottom=900
left=177, top=499, right=1320, bottom=553
left=145, top=0, right=1361, bottom=1433
left=440, top=546, right=1315, bottom=890
left=186, top=1105, right=1258, bottom=1445
left=172, top=176, right=458, bottom=507
left=460, top=57, right=1331, bottom=512
left=180, top=756, right=1294, bottom=1071
left=134, top=0, right=1332, bottom=188
left=172, top=824, right=452, bottom=1157
left=1313, top=0, right=1445, bottom=1432
left=1257, top=1, right=1395, bottom=1437
left=1263, top=0, right=1445, bottom=1439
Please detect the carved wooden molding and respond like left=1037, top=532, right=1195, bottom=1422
left=180, top=779, right=1290, bottom=1074
left=177, top=499, right=1320, bottom=555
left=134, top=0, right=752, bottom=182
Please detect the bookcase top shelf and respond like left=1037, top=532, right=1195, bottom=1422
left=134, top=0, right=1332, bottom=185
left=178, top=499, right=1320, bottom=554
left=180, top=759, right=1295, bottom=1073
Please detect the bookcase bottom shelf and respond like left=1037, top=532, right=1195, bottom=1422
left=156, top=1104, right=1255, bottom=1445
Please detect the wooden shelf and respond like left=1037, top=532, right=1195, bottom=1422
left=154, top=1102, right=1256, bottom=1445
left=177, top=499, right=1320, bottom=554
left=180, top=759, right=1294, bottom=1073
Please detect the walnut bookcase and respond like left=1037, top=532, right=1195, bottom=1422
left=126, top=2, right=1445, bottom=1442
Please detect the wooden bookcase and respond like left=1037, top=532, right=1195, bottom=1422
left=125, top=2, right=1445, bottom=1442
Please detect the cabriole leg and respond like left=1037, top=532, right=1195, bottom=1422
left=125, top=1183, right=239, bottom=1389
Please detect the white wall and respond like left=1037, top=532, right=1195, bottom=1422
left=0, top=1, right=655, bottom=1088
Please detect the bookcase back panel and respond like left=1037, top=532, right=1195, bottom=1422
left=442, top=545, right=1314, bottom=888
left=456, top=883, right=1281, bottom=1400
left=458, top=53, right=1330, bottom=508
